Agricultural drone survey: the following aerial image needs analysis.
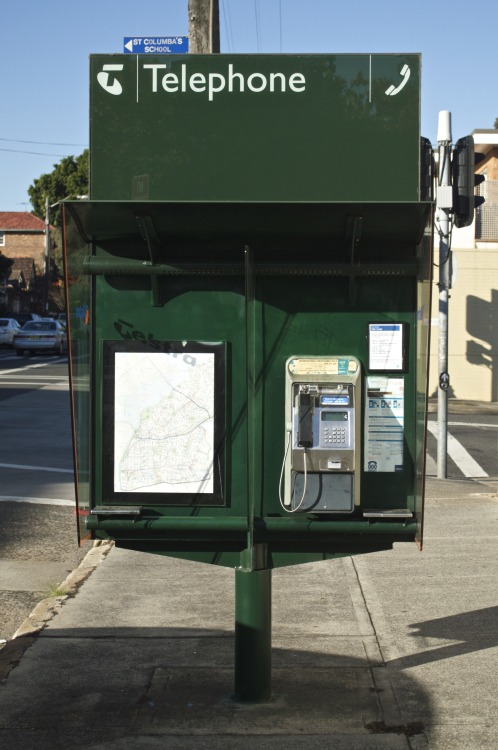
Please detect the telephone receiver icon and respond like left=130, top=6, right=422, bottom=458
left=385, top=64, right=411, bottom=96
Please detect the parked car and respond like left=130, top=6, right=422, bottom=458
left=0, top=318, right=21, bottom=347
left=13, top=320, right=68, bottom=356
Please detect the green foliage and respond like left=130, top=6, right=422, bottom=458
left=495, top=118, right=498, bottom=129
left=27, top=150, right=88, bottom=312
left=0, top=252, right=13, bottom=279
left=0, top=254, right=13, bottom=313
left=28, top=150, right=89, bottom=227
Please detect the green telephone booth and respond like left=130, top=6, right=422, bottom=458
left=63, top=53, right=434, bottom=700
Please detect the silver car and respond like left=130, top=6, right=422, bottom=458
left=13, top=320, right=68, bottom=357
left=0, top=318, right=21, bottom=347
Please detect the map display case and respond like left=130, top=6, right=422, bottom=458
left=102, top=340, right=225, bottom=506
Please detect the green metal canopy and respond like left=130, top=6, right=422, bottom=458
left=65, top=200, right=431, bottom=245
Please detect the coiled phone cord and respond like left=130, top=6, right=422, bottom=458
left=278, top=429, right=308, bottom=513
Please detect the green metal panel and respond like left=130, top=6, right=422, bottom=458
left=63, top=195, right=432, bottom=566
left=90, top=54, right=420, bottom=202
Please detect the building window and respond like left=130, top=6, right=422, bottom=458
left=476, top=178, right=498, bottom=241
left=0, top=232, right=4, bottom=247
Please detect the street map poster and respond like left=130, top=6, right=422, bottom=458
left=103, top=341, right=225, bottom=505
left=364, top=376, right=404, bottom=473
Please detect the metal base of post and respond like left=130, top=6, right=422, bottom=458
left=234, top=566, right=272, bottom=702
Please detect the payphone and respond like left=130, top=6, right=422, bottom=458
left=281, top=356, right=361, bottom=513
left=64, top=51, right=432, bottom=705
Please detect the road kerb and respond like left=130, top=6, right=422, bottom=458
left=0, top=540, right=113, bottom=680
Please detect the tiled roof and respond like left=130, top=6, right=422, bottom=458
left=0, top=211, right=45, bottom=231
left=8, top=257, right=36, bottom=279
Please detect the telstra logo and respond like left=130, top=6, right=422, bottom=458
left=97, top=64, right=124, bottom=96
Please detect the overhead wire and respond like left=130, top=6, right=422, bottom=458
left=221, top=0, right=230, bottom=52
left=226, top=0, right=235, bottom=51
left=0, top=137, right=87, bottom=148
left=221, top=0, right=235, bottom=53
left=278, top=0, right=283, bottom=52
left=0, top=147, right=74, bottom=157
left=254, top=0, right=262, bottom=52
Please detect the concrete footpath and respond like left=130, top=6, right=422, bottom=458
left=0, top=477, right=497, bottom=749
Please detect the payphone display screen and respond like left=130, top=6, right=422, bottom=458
left=321, top=412, right=348, bottom=422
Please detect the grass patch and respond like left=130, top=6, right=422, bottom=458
left=45, top=583, right=68, bottom=598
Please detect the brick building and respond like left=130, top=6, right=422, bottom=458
left=0, top=212, right=46, bottom=273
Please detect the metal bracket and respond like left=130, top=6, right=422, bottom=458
left=238, top=544, right=270, bottom=572
left=90, top=506, right=142, bottom=516
left=363, top=509, right=413, bottom=518
left=348, top=216, right=364, bottom=260
left=135, top=214, right=162, bottom=306
left=346, top=216, right=363, bottom=306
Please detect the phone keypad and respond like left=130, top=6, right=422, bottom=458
left=322, top=426, right=347, bottom=445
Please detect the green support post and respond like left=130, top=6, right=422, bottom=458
left=233, top=250, right=272, bottom=702
left=234, top=560, right=272, bottom=702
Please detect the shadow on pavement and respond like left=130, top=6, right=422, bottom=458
left=0, top=626, right=432, bottom=749
left=391, top=605, right=498, bottom=670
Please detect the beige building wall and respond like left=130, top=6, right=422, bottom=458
left=429, top=244, right=498, bottom=401
left=429, top=132, right=498, bottom=403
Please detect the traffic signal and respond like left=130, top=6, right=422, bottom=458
left=452, top=136, right=485, bottom=228
left=420, top=137, right=434, bottom=202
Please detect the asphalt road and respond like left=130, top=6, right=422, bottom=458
left=0, top=349, right=89, bottom=641
left=426, top=412, right=498, bottom=480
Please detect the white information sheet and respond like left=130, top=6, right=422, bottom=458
left=114, top=351, right=214, bottom=493
left=368, top=323, right=404, bottom=371
left=364, top=376, right=404, bottom=473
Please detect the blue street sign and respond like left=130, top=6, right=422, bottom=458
left=124, top=37, right=189, bottom=54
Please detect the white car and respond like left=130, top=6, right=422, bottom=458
left=0, top=318, right=21, bottom=347
left=13, top=320, right=68, bottom=356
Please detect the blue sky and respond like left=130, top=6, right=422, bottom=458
left=1, top=0, right=496, bottom=212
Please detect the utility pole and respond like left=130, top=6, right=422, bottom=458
left=436, top=111, right=452, bottom=479
left=188, top=0, right=220, bottom=53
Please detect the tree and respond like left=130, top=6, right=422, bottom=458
left=0, top=252, right=13, bottom=289
left=28, top=150, right=89, bottom=312
left=28, top=150, right=89, bottom=227
left=0, top=254, right=13, bottom=315
left=495, top=118, right=498, bottom=129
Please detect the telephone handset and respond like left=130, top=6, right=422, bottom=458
left=385, top=64, right=411, bottom=96
left=297, top=388, right=314, bottom=448
left=281, top=356, right=361, bottom=513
